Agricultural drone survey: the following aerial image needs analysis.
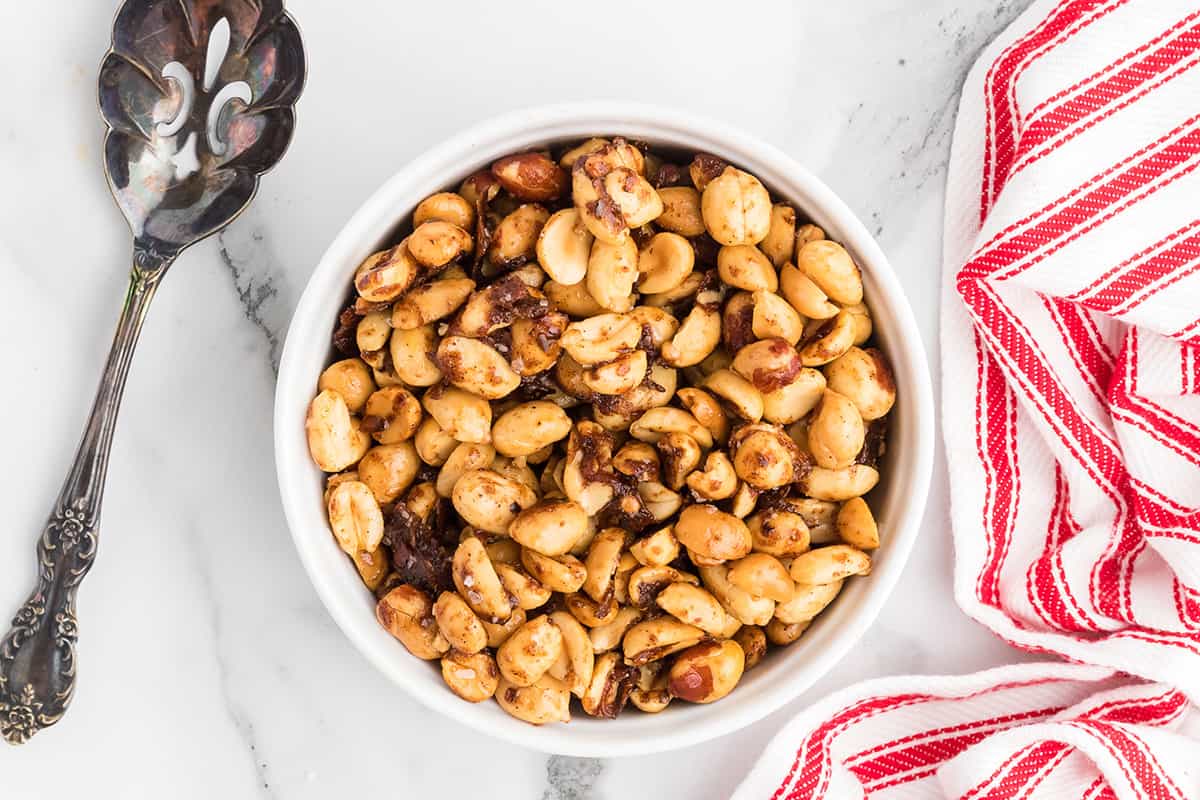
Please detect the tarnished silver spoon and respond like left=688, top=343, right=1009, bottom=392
left=0, top=0, right=305, bottom=744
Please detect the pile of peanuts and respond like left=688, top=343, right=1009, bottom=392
left=305, top=137, right=896, bottom=725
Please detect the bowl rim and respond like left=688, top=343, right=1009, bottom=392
left=274, top=101, right=934, bottom=757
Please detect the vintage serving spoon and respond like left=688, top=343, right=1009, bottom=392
left=0, top=0, right=304, bottom=744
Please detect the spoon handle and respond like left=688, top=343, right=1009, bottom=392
left=0, top=249, right=169, bottom=744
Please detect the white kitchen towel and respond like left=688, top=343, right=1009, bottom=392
left=736, top=0, right=1200, bottom=797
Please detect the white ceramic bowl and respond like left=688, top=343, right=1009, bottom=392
left=275, top=103, right=933, bottom=757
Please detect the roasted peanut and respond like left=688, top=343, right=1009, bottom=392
left=702, top=167, right=771, bottom=246
left=362, top=386, right=422, bottom=444
left=748, top=508, right=811, bottom=557
left=434, top=336, right=519, bottom=400
left=729, top=423, right=803, bottom=489
left=824, top=347, right=895, bottom=421
left=762, top=367, right=826, bottom=425
left=638, top=232, right=695, bottom=294
left=657, top=432, right=703, bottom=491
left=392, top=277, right=475, bottom=330
left=623, top=617, right=706, bottom=665
left=797, top=239, right=862, bottom=305
left=729, top=482, right=760, bottom=519
left=643, top=270, right=706, bottom=308
left=415, top=416, right=460, bottom=467
left=547, top=610, right=595, bottom=697
left=668, top=640, right=745, bottom=703
left=481, top=607, right=526, bottom=649
left=318, top=358, right=376, bottom=413
left=353, top=546, right=390, bottom=591
left=686, top=451, right=739, bottom=500
left=357, top=443, right=420, bottom=504
left=774, top=580, right=843, bottom=624
left=559, top=137, right=609, bottom=169
left=582, top=528, right=627, bottom=603
left=453, top=274, right=549, bottom=337
left=414, top=192, right=475, bottom=230
left=728, top=553, right=794, bottom=602
left=795, top=223, right=825, bottom=249
left=675, top=504, right=752, bottom=562
left=510, top=500, right=588, bottom=557
left=490, top=204, right=550, bottom=265
left=761, top=204, right=797, bottom=266
left=844, top=302, right=873, bottom=345
left=423, top=384, right=492, bottom=444
left=509, top=311, right=567, bottom=376
left=704, top=368, right=765, bottom=421
left=661, top=299, right=721, bottom=368
left=808, top=389, right=865, bottom=469
left=766, top=619, right=809, bottom=645
left=433, top=591, right=488, bottom=654
left=581, top=651, right=637, bottom=719
left=733, top=626, right=768, bottom=670
left=802, top=463, right=879, bottom=501
left=389, top=324, right=443, bottom=387
left=612, top=441, right=661, bottom=483
left=355, top=243, right=421, bottom=302
left=452, top=468, right=537, bottom=534
left=496, top=614, right=564, bottom=687
left=327, top=480, right=384, bottom=555
left=492, top=563, right=550, bottom=612
left=629, top=407, right=714, bottom=449
left=677, top=387, right=729, bottom=443
left=492, top=152, right=568, bottom=202
left=699, top=564, right=776, bottom=626
left=306, top=390, right=371, bottom=472
left=656, top=582, right=728, bottom=635
left=560, top=312, right=641, bottom=366
left=626, top=565, right=698, bottom=608
left=799, top=311, right=856, bottom=367
left=837, top=497, right=880, bottom=549
left=629, top=527, right=680, bottom=567
left=602, top=168, right=662, bottom=229
left=752, top=291, right=805, bottom=345
left=436, top=442, right=495, bottom=497
left=718, top=245, right=777, bottom=292
left=452, top=536, right=513, bottom=621
left=536, top=208, right=593, bottom=285
left=356, top=310, right=391, bottom=367
left=544, top=278, right=607, bottom=318
left=586, top=237, right=639, bottom=312
left=495, top=674, right=571, bottom=724
left=489, top=401, right=570, bottom=459
left=780, top=263, right=839, bottom=319
left=583, top=350, right=648, bottom=395
left=588, top=606, right=643, bottom=653
left=630, top=663, right=672, bottom=713
left=441, top=650, right=499, bottom=703
left=376, top=585, right=450, bottom=660
left=656, top=186, right=706, bottom=236
left=789, top=544, right=871, bottom=584
left=408, top=220, right=473, bottom=268
left=564, top=592, right=619, bottom=628
left=730, top=338, right=803, bottom=394
left=521, top=549, right=588, bottom=594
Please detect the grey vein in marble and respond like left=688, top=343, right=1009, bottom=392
left=216, top=214, right=291, bottom=374
left=541, top=756, right=603, bottom=800
left=186, top=528, right=278, bottom=800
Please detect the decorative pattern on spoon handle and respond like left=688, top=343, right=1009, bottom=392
left=0, top=249, right=169, bottom=744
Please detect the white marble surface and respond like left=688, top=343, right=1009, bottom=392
left=0, top=0, right=1034, bottom=796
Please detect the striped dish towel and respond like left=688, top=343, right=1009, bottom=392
left=736, top=1, right=1200, bottom=797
